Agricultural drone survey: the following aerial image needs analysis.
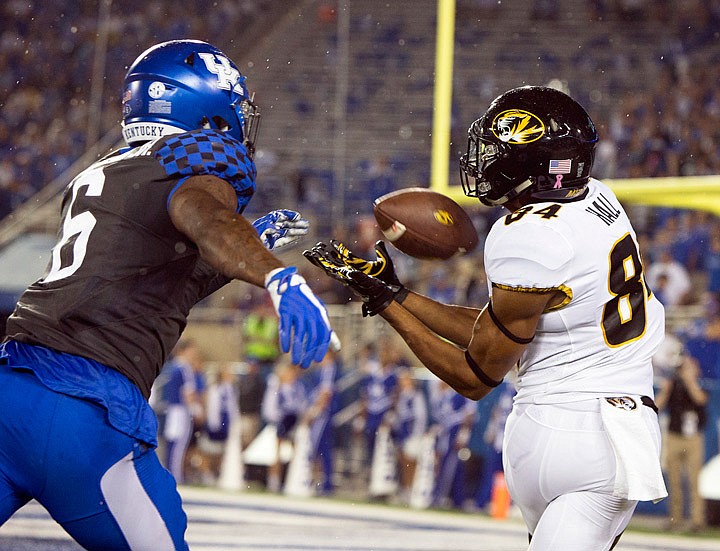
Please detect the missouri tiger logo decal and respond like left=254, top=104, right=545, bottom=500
left=492, top=109, right=545, bottom=144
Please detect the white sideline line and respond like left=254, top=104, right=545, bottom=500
left=0, top=487, right=718, bottom=551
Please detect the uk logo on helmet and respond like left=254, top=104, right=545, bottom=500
left=492, top=109, right=545, bottom=144
left=198, top=53, right=242, bottom=93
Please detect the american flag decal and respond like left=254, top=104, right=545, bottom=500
left=549, top=159, right=572, bottom=174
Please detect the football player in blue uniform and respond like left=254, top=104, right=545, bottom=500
left=0, top=40, right=333, bottom=550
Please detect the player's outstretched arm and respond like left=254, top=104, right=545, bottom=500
left=323, top=240, right=481, bottom=345
left=399, top=292, right=481, bottom=348
left=380, top=286, right=553, bottom=400
left=169, top=174, right=283, bottom=284
left=170, top=174, right=333, bottom=368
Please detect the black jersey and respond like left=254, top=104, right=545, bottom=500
left=6, top=129, right=257, bottom=398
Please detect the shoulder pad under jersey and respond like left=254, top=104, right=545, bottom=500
left=486, top=218, right=573, bottom=289
left=156, top=129, right=257, bottom=213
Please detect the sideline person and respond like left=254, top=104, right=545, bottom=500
left=656, top=344, right=708, bottom=531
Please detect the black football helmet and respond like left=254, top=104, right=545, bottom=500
left=459, top=86, right=598, bottom=207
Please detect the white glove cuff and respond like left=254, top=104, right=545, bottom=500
left=264, top=267, right=288, bottom=288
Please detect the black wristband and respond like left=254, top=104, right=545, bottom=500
left=465, top=350, right=503, bottom=388
left=362, top=294, right=395, bottom=317
left=394, top=286, right=410, bottom=304
left=486, top=301, right=535, bottom=345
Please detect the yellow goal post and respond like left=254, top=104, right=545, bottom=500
left=429, top=1, right=720, bottom=215
left=433, top=175, right=720, bottom=216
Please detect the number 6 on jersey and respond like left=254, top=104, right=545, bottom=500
left=43, top=168, right=105, bottom=284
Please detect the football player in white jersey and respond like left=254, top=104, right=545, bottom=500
left=305, top=86, right=667, bottom=550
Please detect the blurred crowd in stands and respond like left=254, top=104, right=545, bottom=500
left=0, top=0, right=270, bottom=219
left=150, top=334, right=518, bottom=516
left=1, top=1, right=718, bottom=218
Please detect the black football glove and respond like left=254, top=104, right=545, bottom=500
left=346, top=270, right=396, bottom=317
left=302, top=242, right=348, bottom=283
left=330, top=240, right=409, bottom=304
left=303, top=243, right=396, bottom=317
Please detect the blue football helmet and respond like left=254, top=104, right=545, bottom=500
left=122, top=40, right=260, bottom=154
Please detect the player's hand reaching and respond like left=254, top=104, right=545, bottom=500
left=264, top=266, right=333, bottom=367
left=252, top=209, right=309, bottom=251
left=302, top=242, right=350, bottom=283
left=330, top=240, right=406, bottom=292
left=303, top=242, right=397, bottom=317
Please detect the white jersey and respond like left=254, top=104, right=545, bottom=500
left=484, top=179, right=665, bottom=404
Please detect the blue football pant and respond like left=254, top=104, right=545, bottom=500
left=0, top=367, right=188, bottom=550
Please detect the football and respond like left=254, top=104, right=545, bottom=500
left=373, top=187, right=479, bottom=260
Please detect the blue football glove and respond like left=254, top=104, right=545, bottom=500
left=264, top=266, right=333, bottom=368
left=252, top=209, right=309, bottom=251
